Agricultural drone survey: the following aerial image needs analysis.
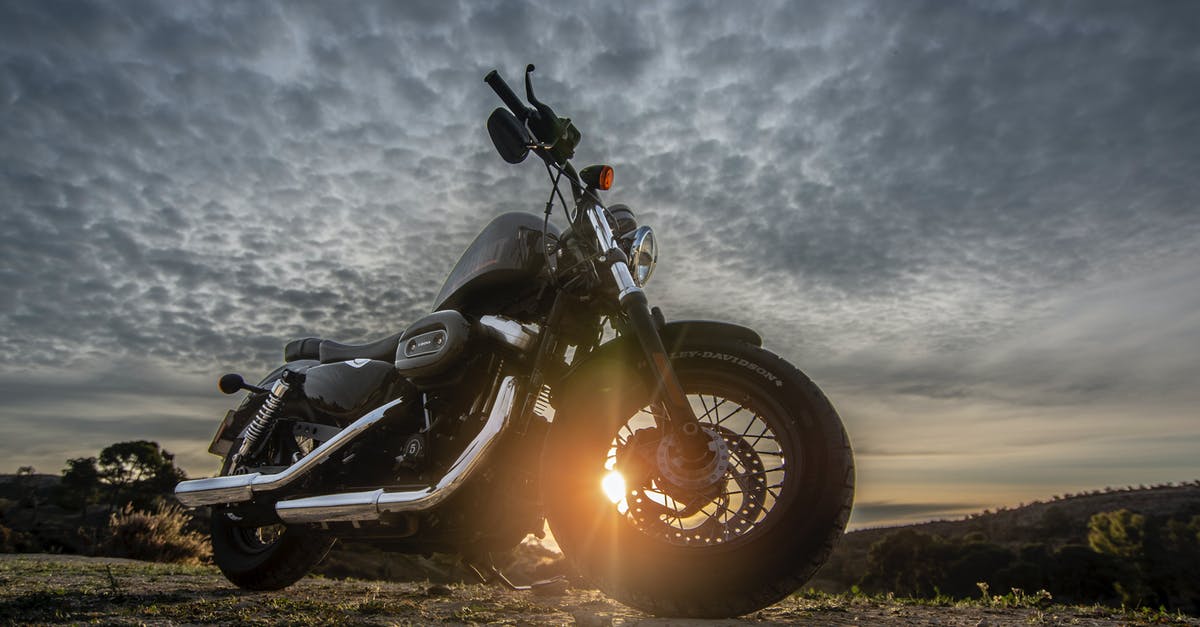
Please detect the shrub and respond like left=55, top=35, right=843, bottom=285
left=0, top=523, right=36, bottom=553
left=103, top=503, right=210, bottom=565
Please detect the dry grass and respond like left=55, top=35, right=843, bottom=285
left=103, top=503, right=211, bottom=565
left=0, top=555, right=1197, bottom=626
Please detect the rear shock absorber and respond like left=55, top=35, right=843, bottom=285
left=232, top=369, right=303, bottom=466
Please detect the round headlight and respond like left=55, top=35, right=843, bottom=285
left=629, top=226, right=657, bottom=287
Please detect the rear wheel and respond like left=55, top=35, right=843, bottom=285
left=210, top=397, right=335, bottom=591
left=211, top=506, right=333, bottom=591
left=542, top=341, right=854, bottom=618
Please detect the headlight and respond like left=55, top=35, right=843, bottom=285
left=629, top=226, right=657, bottom=287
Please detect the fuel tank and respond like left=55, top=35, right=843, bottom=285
left=303, top=359, right=398, bottom=417
left=433, top=212, right=559, bottom=311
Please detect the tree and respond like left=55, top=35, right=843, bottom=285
left=14, top=466, right=44, bottom=523
left=1151, top=515, right=1200, bottom=612
left=57, top=457, right=102, bottom=521
left=97, top=441, right=187, bottom=512
left=944, top=541, right=1016, bottom=597
left=859, top=529, right=954, bottom=597
left=1088, top=509, right=1151, bottom=606
left=1088, top=509, right=1145, bottom=558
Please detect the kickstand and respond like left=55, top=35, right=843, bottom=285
left=464, top=554, right=568, bottom=593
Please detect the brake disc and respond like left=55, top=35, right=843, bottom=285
left=620, top=425, right=769, bottom=544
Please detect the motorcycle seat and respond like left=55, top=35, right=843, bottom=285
left=283, top=337, right=322, bottom=362
left=318, top=331, right=405, bottom=364
left=282, top=333, right=404, bottom=364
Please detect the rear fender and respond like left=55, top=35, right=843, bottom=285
left=207, top=360, right=320, bottom=456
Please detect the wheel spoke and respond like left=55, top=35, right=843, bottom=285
left=613, top=385, right=792, bottom=547
left=696, top=395, right=728, bottom=424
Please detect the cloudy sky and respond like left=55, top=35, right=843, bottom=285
left=2, top=0, right=1198, bottom=527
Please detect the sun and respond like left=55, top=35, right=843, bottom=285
left=601, top=470, right=626, bottom=504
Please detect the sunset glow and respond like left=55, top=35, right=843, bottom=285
left=602, top=470, right=627, bottom=505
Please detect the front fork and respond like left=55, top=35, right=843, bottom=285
left=582, top=203, right=708, bottom=451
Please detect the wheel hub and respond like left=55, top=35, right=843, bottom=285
left=656, top=425, right=730, bottom=491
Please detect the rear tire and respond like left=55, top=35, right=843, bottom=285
left=211, top=507, right=334, bottom=591
left=210, top=391, right=336, bottom=591
left=542, top=341, right=854, bottom=618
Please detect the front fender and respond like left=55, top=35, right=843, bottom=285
left=554, top=319, right=761, bottom=397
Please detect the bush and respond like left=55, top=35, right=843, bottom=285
left=0, top=523, right=36, bottom=553
left=103, top=503, right=210, bottom=565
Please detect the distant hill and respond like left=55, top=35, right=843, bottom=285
left=811, top=481, right=1200, bottom=593
left=0, top=473, right=61, bottom=494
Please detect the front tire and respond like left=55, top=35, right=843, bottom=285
left=542, top=341, right=854, bottom=618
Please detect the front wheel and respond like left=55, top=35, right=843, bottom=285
left=542, top=341, right=854, bottom=618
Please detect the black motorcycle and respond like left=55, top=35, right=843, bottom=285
left=175, top=65, right=854, bottom=618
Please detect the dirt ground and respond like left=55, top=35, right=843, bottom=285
left=1, top=554, right=1196, bottom=626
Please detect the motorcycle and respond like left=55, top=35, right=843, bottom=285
left=175, top=65, right=854, bottom=618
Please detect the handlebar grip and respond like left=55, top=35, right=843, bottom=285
left=484, top=70, right=529, bottom=121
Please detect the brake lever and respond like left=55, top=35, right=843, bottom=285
left=524, top=64, right=540, bottom=106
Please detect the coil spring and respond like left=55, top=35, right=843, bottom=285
left=533, top=384, right=553, bottom=420
left=234, top=379, right=290, bottom=462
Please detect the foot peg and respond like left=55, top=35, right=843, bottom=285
left=464, top=555, right=568, bottom=594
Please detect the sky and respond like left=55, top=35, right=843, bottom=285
left=1, top=0, right=1198, bottom=528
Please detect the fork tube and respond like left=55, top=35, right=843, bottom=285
left=580, top=201, right=700, bottom=433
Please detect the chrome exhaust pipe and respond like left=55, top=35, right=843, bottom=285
left=274, top=376, right=517, bottom=524
left=174, top=396, right=409, bottom=507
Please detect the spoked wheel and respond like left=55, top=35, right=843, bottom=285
left=606, top=387, right=787, bottom=547
left=221, top=509, right=286, bottom=554
left=543, top=341, right=854, bottom=618
left=210, top=407, right=336, bottom=591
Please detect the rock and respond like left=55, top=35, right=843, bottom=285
left=571, top=610, right=613, bottom=627
left=531, top=578, right=570, bottom=597
left=425, top=583, right=453, bottom=596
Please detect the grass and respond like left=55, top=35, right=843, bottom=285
left=785, top=587, right=1197, bottom=626
left=0, top=556, right=1196, bottom=626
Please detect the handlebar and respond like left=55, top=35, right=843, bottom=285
left=484, top=70, right=529, bottom=121
left=484, top=66, right=580, bottom=185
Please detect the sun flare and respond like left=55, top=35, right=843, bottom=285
left=601, top=470, right=626, bottom=504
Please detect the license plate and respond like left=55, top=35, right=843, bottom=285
left=207, top=409, right=237, bottom=456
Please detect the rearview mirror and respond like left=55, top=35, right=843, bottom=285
left=487, top=108, right=531, bottom=164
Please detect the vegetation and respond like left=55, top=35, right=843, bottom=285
left=83, top=440, right=187, bottom=512
left=1, top=442, right=1199, bottom=617
left=104, top=503, right=211, bottom=565
left=0, top=556, right=1195, bottom=626
left=823, top=486, right=1200, bottom=614
left=0, top=441, right=192, bottom=558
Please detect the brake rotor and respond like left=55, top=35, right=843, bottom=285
left=618, top=424, right=770, bottom=544
left=715, top=425, right=769, bottom=537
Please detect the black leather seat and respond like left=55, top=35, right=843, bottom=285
left=283, top=337, right=322, bottom=362
left=284, top=332, right=405, bottom=364
left=317, top=331, right=405, bottom=364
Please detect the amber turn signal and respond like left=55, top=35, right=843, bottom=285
left=580, top=164, right=614, bottom=190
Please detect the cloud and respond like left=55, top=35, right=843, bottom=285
left=850, top=501, right=986, bottom=528
left=1, top=1, right=1197, bottom=522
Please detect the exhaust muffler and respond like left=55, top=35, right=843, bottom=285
left=174, top=396, right=409, bottom=507
left=274, top=376, right=517, bottom=523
